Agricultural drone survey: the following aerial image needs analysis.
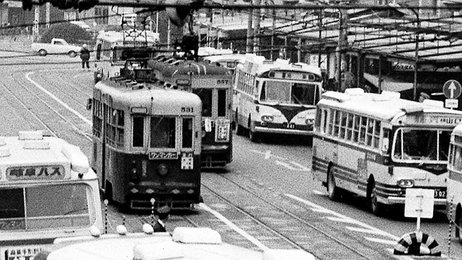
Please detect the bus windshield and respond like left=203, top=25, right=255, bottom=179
left=0, top=184, right=91, bottom=230
left=392, top=128, right=451, bottom=162
left=260, top=80, right=319, bottom=105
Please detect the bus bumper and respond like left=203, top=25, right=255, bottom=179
left=254, top=126, right=313, bottom=135
left=385, top=196, right=447, bottom=206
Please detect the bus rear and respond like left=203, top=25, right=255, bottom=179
left=0, top=131, right=102, bottom=260
left=448, top=123, right=462, bottom=242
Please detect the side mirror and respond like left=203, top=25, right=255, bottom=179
left=86, top=98, right=92, bottom=110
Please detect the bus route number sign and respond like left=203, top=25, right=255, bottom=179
left=181, top=107, right=194, bottom=113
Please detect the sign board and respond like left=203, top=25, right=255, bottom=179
left=445, top=98, right=459, bottom=109
left=443, top=80, right=462, bottom=99
left=404, top=188, right=434, bottom=219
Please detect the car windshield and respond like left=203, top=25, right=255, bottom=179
left=392, top=128, right=451, bottom=162
left=259, top=80, right=319, bottom=105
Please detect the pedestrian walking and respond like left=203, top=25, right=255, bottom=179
left=80, top=44, right=90, bottom=69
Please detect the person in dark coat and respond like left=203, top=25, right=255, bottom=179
left=80, top=44, right=90, bottom=69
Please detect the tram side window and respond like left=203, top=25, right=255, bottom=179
left=193, top=89, right=212, bottom=117
left=150, top=116, right=176, bottom=148
left=133, top=116, right=144, bottom=147
left=182, top=118, right=193, bottom=148
left=218, top=89, right=227, bottom=117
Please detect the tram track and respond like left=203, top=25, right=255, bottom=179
left=202, top=173, right=396, bottom=260
left=3, top=70, right=92, bottom=143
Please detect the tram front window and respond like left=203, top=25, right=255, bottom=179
left=150, top=116, right=176, bottom=148
left=393, top=128, right=451, bottom=162
left=0, top=184, right=90, bottom=230
left=193, top=89, right=212, bottom=117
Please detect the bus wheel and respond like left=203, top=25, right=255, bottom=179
left=248, top=117, right=259, bottom=142
left=327, top=166, right=340, bottom=200
left=234, top=112, right=244, bottom=135
left=456, top=206, right=461, bottom=242
left=368, top=181, right=382, bottom=216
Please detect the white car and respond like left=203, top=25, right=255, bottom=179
left=31, top=38, right=82, bottom=57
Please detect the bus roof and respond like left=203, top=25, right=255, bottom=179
left=47, top=227, right=314, bottom=260
left=0, top=131, right=93, bottom=181
left=96, top=30, right=159, bottom=45
left=95, top=79, right=202, bottom=110
left=319, top=89, right=462, bottom=124
left=240, top=57, right=322, bottom=77
left=147, top=58, right=232, bottom=77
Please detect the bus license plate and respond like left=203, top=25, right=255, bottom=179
left=434, top=189, right=446, bottom=199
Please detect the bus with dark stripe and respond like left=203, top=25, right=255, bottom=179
left=233, top=56, right=323, bottom=142
left=147, top=57, right=234, bottom=168
left=89, top=73, right=202, bottom=210
left=312, top=88, right=462, bottom=216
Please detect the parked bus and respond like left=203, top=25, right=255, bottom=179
left=93, top=30, right=158, bottom=83
left=312, top=88, right=462, bottom=215
left=203, top=53, right=260, bottom=73
left=88, top=70, right=202, bottom=210
left=233, top=56, right=323, bottom=142
left=447, top=123, right=462, bottom=242
left=147, top=57, right=234, bottom=168
left=0, top=131, right=102, bottom=260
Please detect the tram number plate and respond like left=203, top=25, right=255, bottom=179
left=434, top=188, right=446, bottom=199
left=149, top=152, right=178, bottom=160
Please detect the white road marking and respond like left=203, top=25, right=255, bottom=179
left=25, top=71, right=92, bottom=125
left=365, top=237, right=398, bottom=245
left=250, top=149, right=287, bottom=161
left=312, top=190, right=326, bottom=195
left=325, top=216, right=358, bottom=223
left=199, top=203, right=269, bottom=251
left=346, top=226, right=389, bottom=235
left=289, top=161, right=310, bottom=171
left=285, top=193, right=400, bottom=241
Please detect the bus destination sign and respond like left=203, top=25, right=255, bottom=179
left=6, top=165, right=65, bottom=180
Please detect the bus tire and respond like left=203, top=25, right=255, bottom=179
left=327, top=166, right=340, bottom=201
left=456, top=206, right=461, bottom=243
left=68, top=51, right=77, bottom=57
left=234, top=111, right=244, bottom=136
left=38, top=49, right=47, bottom=56
left=368, top=179, right=383, bottom=216
left=248, top=117, right=259, bottom=142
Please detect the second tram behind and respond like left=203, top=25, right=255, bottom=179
left=89, top=74, right=202, bottom=210
left=147, top=57, right=234, bottom=168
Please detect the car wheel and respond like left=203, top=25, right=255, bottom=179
left=68, top=51, right=77, bottom=57
left=38, top=49, right=47, bottom=56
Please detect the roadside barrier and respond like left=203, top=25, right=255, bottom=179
left=393, top=231, right=441, bottom=256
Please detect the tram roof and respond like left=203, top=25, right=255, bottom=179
left=95, top=80, right=202, bottom=108
left=147, top=58, right=233, bottom=77
left=319, top=88, right=462, bottom=121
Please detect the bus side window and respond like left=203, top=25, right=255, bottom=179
left=353, top=115, right=360, bottom=142
left=321, top=109, right=328, bottom=133
left=339, top=112, right=347, bottom=139
left=359, top=117, right=367, bottom=145
left=455, top=146, right=462, bottom=171
left=327, top=110, right=335, bottom=136
left=133, top=116, right=144, bottom=147
left=346, top=113, right=353, bottom=141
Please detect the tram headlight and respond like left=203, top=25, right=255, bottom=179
left=261, top=115, right=274, bottom=122
left=157, top=164, right=169, bottom=176
left=397, top=179, right=414, bottom=188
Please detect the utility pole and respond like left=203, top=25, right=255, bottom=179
left=336, top=8, right=348, bottom=92
left=246, top=3, right=253, bottom=53
left=253, top=0, right=261, bottom=54
left=33, top=5, right=39, bottom=40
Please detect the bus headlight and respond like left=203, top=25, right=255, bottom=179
left=305, top=118, right=314, bottom=125
left=397, top=179, right=414, bottom=188
left=157, top=164, right=168, bottom=176
left=261, top=115, right=274, bottom=122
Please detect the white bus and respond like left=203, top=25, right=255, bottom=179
left=0, top=131, right=103, bottom=260
left=447, top=123, right=462, bottom=242
left=233, top=56, right=323, bottom=141
left=312, top=89, right=462, bottom=216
